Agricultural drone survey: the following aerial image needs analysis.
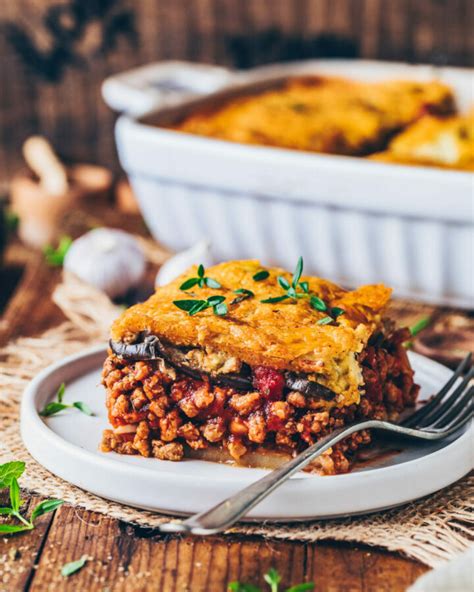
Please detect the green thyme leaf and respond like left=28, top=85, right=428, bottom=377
left=253, top=270, right=270, bottom=281
left=72, top=401, right=94, bottom=416
left=261, top=295, right=289, bottom=304
left=39, top=402, right=70, bottom=417
left=31, top=499, right=64, bottom=522
left=173, top=299, right=205, bottom=312
left=9, top=478, right=20, bottom=513
left=292, top=256, right=304, bottom=288
left=0, top=462, right=25, bottom=489
left=213, top=302, right=228, bottom=316
left=205, top=277, right=221, bottom=289
left=409, top=316, right=431, bottom=337
left=310, top=296, right=327, bottom=312
left=231, top=289, right=255, bottom=305
left=299, top=281, right=309, bottom=294
left=180, top=277, right=200, bottom=291
left=207, top=295, right=226, bottom=306
left=331, top=307, right=345, bottom=318
left=287, top=286, right=297, bottom=298
left=180, top=265, right=221, bottom=291
left=0, top=508, right=14, bottom=515
left=189, top=301, right=210, bottom=316
left=317, top=316, right=333, bottom=325
left=56, top=382, right=66, bottom=404
left=278, top=276, right=291, bottom=290
left=61, top=555, right=88, bottom=577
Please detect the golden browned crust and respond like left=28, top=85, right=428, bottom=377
left=370, top=112, right=474, bottom=171
left=111, top=260, right=391, bottom=402
left=170, top=76, right=455, bottom=156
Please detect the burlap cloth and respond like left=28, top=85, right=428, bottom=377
left=0, top=275, right=472, bottom=568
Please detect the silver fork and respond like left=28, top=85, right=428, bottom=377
left=160, top=354, right=473, bottom=535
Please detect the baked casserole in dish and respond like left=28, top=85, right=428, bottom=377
left=172, top=75, right=457, bottom=159
left=102, top=259, right=419, bottom=475
left=104, top=60, right=474, bottom=307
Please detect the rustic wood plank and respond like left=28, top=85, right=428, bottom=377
left=306, top=542, right=427, bottom=592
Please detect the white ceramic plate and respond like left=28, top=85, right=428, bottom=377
left=20, top=347, right=473, bottom=520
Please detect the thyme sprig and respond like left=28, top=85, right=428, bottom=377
left=40, top=383, right=94, bottom=417
left=173, top=295, right=228, bottom=316
left=180, top=264, right=221, bottom=290
left=260, top=257, right=345, bottom=324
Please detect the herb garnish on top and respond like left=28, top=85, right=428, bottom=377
left=180, top=264, right=221, bottom=290
left=260, top=257, right=345, bottom=324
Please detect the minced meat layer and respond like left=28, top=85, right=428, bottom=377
left=101, top=328, right=419, bottom=475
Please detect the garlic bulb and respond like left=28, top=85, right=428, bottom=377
left=64, top=228, right=146, bottom=298
left=155, top=239, right=214, bottom=287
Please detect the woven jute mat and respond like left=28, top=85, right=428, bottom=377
left=0, top=275, right=472, bottom=568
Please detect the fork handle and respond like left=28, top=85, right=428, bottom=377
left=160, top=420, right=377, bottom=535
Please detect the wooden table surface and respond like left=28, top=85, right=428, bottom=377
left=0, top=206, right=434, bottom=592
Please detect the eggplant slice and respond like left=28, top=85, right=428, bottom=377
left=110, top=336, right=336, bottom=399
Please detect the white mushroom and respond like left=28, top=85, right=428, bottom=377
left=64, top=228, right=146, bottom=298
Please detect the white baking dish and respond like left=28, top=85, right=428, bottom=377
left=103, top=60, right=474, bottom=307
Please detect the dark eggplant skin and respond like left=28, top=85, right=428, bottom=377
left=284, top=372, right=335, bottom=400
left=110, top=335, right=163, bottom=360
left=110, top=338, right=335, bottom=399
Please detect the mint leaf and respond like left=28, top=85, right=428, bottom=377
left=61, top=555, right=88, bottom=577
left=9, top=478, right=20, bottom=513
left=0, top=524, right=31, bottom=534
left=31, top=499, right=64, bottom=522
left=0, top=462, right=25, bottom=489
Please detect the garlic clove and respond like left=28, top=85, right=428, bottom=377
left=64, top=228, right=146, bottom=298
left=155, top=239, right=214, bottom=287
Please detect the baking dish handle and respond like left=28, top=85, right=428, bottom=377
left=102, top=60, right=236, bottom=116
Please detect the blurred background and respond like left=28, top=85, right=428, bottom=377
left=1, top=0, right=473, bottom=186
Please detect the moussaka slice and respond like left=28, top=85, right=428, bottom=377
left=370, top=111, right=474, bottom=170
left=101, top=260, right=419, bottom=475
